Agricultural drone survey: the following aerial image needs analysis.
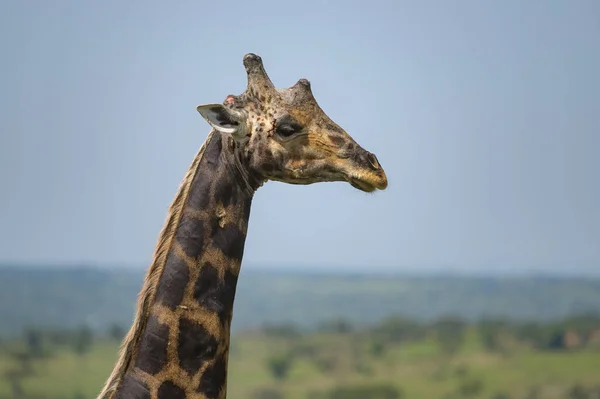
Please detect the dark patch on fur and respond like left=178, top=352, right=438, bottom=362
left=193, top=263, right=238, bottom=326
left=193, top=262, right=220, bottom=304
left=187, top=133, right=224, bottom=210
left=178, top=317, right=218, bottom=376
left=220, top=269, right=238, bottom=325
left=157, top=381, right=186, bottom=399
left=175, top=215, right=206, bottom=260
left=205, top=133, right=223, bottom=167
left=197, top=355, right=228, bottom=398
left=329, top=134, right=345, bottom=147
left=154, top=252, right=190, bottom=309
left=113, top=373, right=151, bottom=399
left=212, top=223, right=246, bottom=260
left=188, top=167, right=213, bottom=210
left=134, top=315, right=169, bottom=375
left=213, top=179, right=235, bottom=207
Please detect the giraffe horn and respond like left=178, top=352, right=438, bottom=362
left=243, top=53, right=276, bottom=96
left=288, top=78, right=316, bottom=103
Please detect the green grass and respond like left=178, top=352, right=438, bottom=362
left=0, top=341, right=119, bottom=398
left=1, top=330, right=599, bottom=399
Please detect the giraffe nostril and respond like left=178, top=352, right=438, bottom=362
left=366, top=152, right=380, bottom=171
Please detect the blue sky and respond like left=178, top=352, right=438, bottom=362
left=1, top=1, right=598, bottom=275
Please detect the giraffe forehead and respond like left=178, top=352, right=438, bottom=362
left=232, top=86, right=322, bottom=120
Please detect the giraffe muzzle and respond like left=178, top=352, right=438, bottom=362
left=343, top=147, right=388, bottom=191
left=333, top=145, right=388, bottom=192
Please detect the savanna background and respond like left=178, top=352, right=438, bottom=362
left=1, top=1, right=599, bottom=399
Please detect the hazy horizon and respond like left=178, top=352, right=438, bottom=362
left=1, top=261, right=598, bottom=279
left=1, top=1, right=599, bottom=275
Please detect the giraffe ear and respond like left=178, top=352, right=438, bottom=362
left=196, top=104, right=242, bottom=135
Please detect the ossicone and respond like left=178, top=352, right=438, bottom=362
left=242, top=53, right=276, bottom=96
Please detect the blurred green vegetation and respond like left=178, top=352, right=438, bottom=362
left=2, top=267, right=600, bottom=398
left=1, top=314, right=599, bottom=399
left=1, top=267, right=600, bottom=336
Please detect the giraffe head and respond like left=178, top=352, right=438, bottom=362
left=197, top=53, right=388, bottom=193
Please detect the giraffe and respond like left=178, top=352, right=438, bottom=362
left=97, top=53, right=388, bottom=399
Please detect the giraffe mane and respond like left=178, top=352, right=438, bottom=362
left=96, top=132, right=214, bottom=399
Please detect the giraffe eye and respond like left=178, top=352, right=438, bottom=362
left=276, top=123, right=301, bottom=138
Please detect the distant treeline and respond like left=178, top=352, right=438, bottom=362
left=260, top=312, right=600, bottom=353
left=5, top=312, right=600, bottom=355
left=1, top=266, right=600, bottom=337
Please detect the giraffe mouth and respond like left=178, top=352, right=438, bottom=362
left=347, top=174, right=387, bottom=193
left=349, top=178, right=377, bottom=192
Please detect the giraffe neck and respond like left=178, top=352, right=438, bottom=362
left=99, top=131, right=261, bottom=399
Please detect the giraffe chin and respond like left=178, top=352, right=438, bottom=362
left=349, top=178, right=378, bottom=193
